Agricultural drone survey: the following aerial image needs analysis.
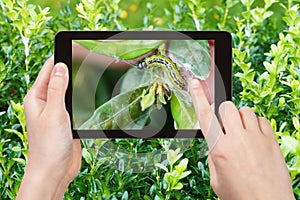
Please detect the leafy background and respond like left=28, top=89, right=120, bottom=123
left=0, top=0, right=300, bottom=199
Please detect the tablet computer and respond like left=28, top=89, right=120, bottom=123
left=54, top=31, right=232, bottom=139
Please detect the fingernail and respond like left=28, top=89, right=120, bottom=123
left=54, top=63, right=66, bottom=76
left=189, top=79, right=200, bottom=89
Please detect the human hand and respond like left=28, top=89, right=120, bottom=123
left=17, top=58, right=82, bottom=200
left=189, top=79, right=295, bottom=200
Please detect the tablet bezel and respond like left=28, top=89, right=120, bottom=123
left=54, top=31, right=232, bottom=139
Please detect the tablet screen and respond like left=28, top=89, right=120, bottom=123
left=55, top=31, right=231, bottom=138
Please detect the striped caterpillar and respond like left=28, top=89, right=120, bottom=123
left=137, top=55, right=186, bottom=90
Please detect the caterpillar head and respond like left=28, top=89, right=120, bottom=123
left=137, top=61, right=146, bottom=69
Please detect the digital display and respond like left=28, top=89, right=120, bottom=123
left=71, top=39, right=214, bottom=136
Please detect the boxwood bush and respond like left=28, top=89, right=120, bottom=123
left=0, top=0, right=299, bottom=199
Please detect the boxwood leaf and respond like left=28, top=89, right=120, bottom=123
left=173, top=182, right=183, bottom=190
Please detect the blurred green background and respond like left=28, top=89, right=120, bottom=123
left=28, top=0, right=287, bottom=30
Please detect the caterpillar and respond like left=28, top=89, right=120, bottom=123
left=137, top=55, right=186, bottom=90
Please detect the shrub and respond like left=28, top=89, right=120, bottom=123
left=0, top=0, right=299, bottom=199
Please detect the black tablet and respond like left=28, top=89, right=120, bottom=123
left=54, top=31, right=232, bottom=139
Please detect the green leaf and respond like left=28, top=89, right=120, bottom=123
left=171, top=91, right=198, bottom=129
left=10, top=101, right=26, bottom=132
left=120, top=67, right=153, bottom=93
left=155, top=163, right=169, bottom=172
left=240, top=0, right=255, bottom=7
left=0, top=59, right=7, bottom=88
left=3, top=0, right=13, bottom=10
left=167, top=148, right=182, bottom=166
left=82, top=147, right=92, bottom=165
left=281, top=136, right=298, bottom=156
left=121, top=191, right=128, bottom=200
left=144, top=195, right=152, bottom=200
left=292, top=117, right=300, bottom=131
left=168, top=40, right=210, bottom=80
left=80, top=86, right=150, bottom=130
left=263, top=62, right=274, bottom=74
left=179, top=170, right=191, bottom=179
left=4, top=129, right=23, bottom=141
left=75, top=40, right=164, bottom=60
left=154, top=194, right=164, bottom=200
left=176, top=158, right=189, bottom=171
left=12, top=158, right=25, bottom=165
left=164, top=172, right=173, bottom=185
left=173, top=182, right=183, bottom=190
left=7, top=11, right=18, bottom=21
left=12, top=146, right=21, bottom=152
left=141, top=86, right=156, bottom=111
left=41, top=7, right=50, bottom=15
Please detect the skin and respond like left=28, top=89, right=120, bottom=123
left=17, top=58, right=295, bottom=199
left=17, top=58, right=81, bottom=200
left=189, top=79, right=295, bottom=200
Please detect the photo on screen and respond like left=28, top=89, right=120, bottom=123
left=71, top=39, right=214, bottom=136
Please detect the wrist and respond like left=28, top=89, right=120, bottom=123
left=17, top=167, right=60, bottom=200
left=17, top=163, right=72, bottom=200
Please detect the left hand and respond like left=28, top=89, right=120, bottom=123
left=17, top=57, right=82, bottom=200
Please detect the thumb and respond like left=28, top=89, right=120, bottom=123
left=45, top=62, right=69, bottom=113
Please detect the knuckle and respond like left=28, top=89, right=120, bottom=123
left=239, top=106, right=253, bottom=114
left=218, top=101, right=234, bottom=115
left=199, top=106, right=213, bottom=118
left=220, top=101, right=234, bottom=108
left=48, top=78, right=65, bottom=93
left=210, top=144, right=227, bottom=162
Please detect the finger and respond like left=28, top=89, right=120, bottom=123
left=239, top=106, right=260, bottom=132
left=258, top=117, right=275, bottom=137
left=24, top=57, right=54, bottom=115
left=218, top=101, right=244, bottom=134
left=189, top=79, right=223, bottom=150
left=208, top=155, right=218, bottom=190
left=45, top=62, right=69, bottom=113
left=30, top=56, right=54, bottom=102
left=189, top=79, right=214, bottom=133
left=198, top=40, right=215, bottom=105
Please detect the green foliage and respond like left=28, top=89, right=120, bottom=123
left=0, top=0, right=299, bottom=199
left=156, top=148, right=192, bottom=199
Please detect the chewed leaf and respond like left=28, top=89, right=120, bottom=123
left=171, top=90, right=198, bottom=129
left=168, top=40, right=210, bottom=80
left=80, top=86, right=151, bottom=130
left=120, top=67, right=153, bottom=93
left=75, top=40, right=164, bottom=60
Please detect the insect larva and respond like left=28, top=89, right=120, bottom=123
left=137, top=55, right=186, bottom=90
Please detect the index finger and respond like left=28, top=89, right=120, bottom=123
left=24, top=57, right=54, bottom=115
left=189, top=79, right=223, bottom=151
left=30, top=56, right=54, bottom=102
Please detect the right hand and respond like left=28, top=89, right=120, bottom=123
left=189, top=79, right=295, bottom=200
